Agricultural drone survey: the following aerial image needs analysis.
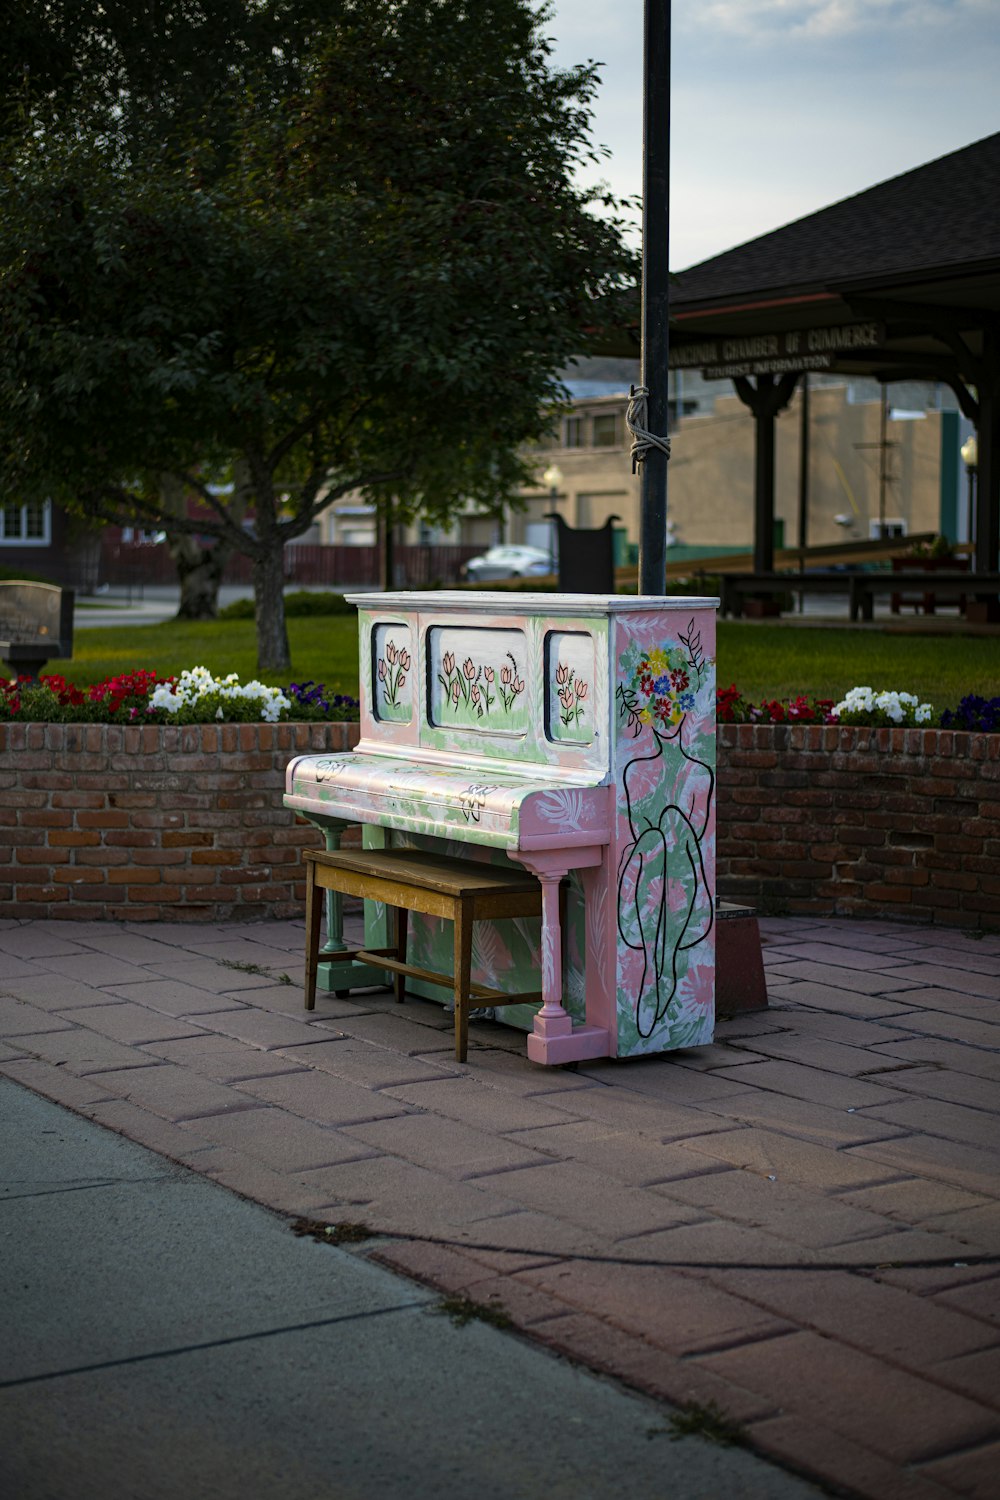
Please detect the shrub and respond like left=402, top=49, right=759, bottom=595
left=218, top=590, right=356, bottom=620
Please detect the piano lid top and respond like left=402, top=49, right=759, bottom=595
left=347, top=591, right=720, bottom=615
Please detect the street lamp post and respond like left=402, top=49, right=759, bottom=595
left=961, top=434, right=978, bottom=547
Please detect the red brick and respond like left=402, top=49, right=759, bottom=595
left=17, top=846, right=70, bottom=866
left=77, top=810, right=130, bottom=829
left=20, top=808, right=72, bottom=828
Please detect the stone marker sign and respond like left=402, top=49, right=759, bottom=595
left=0, top=581, right=74, bottom=681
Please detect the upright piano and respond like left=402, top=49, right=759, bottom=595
left=284, top=591, right=717, bottom=1065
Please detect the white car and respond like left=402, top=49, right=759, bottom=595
left=464, top=544, right=555, bottom=582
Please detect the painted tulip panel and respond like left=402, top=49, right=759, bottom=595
left=428, top=627, right=530, bottom=736
left=613, top=613, right=716, bottom=1057
left=546, top=630, right=595, bottom=746
left=372, top=622, right=413, bottom=724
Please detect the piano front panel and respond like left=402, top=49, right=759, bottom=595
left=355, top=605, right=611, bottom=779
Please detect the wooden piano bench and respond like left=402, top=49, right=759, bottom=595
left=303, top=846, right=545, bottom=1063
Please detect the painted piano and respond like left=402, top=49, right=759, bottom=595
left=284, top=591, right=717, bottom=1065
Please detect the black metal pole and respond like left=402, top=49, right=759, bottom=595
left=638, top=0, right=671, bottom=597
left=798, top=373, right=810, bottom=606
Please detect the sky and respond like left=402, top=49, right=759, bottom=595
left=541, top=0, right=1000, bottom=270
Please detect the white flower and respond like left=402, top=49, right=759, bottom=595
left=150, top=665, right=290, bottom=722
left=832, top=686, right=934, bottom=726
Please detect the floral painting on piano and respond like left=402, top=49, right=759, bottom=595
left=614, top=615, right=716, bottom=1057
left=429, top=626, right=530, bottom=735
left=373, top=623, right=413, bottom=724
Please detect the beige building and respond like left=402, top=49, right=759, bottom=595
left=513, top=379, right=956, bottom=559
left=317, top=375, right=962, bottom=560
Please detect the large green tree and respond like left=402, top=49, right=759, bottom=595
left=0, top=0, right=636, bottom=671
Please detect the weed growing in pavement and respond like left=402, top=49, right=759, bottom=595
left=667, top=1400, right=746, bottom=1447
left=216, top=958, right=293, bottom=984
left=435, top=1295, right=514, bottom=1331
left=290, top=1218, right=375, bottom=1245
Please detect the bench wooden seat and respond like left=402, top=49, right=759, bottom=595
left=303, top=846, right=545, bottom=1062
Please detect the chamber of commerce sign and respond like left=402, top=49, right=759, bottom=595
left=669, top=322, right=883, bottom=378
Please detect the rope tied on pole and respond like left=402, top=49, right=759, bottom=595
left=626, top=384, right=672, bottom=474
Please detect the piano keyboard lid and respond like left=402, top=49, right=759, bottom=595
left=284, top=751, right=612, bottom=850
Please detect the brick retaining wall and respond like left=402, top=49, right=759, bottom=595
left=1, top=721, right=997, bottom=928
left=717, top=723, right=1000, bottom=930
left=0, top=721, right=360, bottom=922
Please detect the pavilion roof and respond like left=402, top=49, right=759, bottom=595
left=672, top=131, right=1000, bottom=313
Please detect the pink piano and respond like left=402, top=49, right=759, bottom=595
left=284, top=591, right=717, bottom=1065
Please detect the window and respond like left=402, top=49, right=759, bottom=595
left=564, top=416, right=585, bottom=449
left=870, top=519, right=907, bottom=539
left=0, top=499, right=51, bottom=546
left=591, top=413, right=619, bottom=448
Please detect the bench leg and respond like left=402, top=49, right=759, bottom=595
left=304, top=860, right=323, bottom=1012
left=393, top=906, right=408, bottom=1004
left=453, top=898, right=474, bottom=1063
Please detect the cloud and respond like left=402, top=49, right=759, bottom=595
left=686, top=0, right=992, bottom=41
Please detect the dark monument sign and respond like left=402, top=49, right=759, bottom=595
left=0, top=581, right=74, bottom=681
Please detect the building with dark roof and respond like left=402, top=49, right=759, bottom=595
left=665, top=132, right=1000, bottom=574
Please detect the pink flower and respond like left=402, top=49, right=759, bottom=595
left=443, top=652, right=455, bottom=675
left=513, top=678, right=524, bottom=696
left=386, top=641, right=398, bottom=665
left=556, top=663, right=569, bottom=685
left=377, top=660, right=387, bottom=680
left=463, top=657, right=475, bottom=679
left=484, top=666, right=494, bottom=683
left=500, top=665, right=513, bottom=686
left=451, top=680, right=460, bottom=703
left=471, top=685, right=481, bottom=705
left=397, top=673, right=406, bottom=690
left=559, top=686, right=574, bottom=709
left=400, top=650, right=411, bottom=670
left=575, top=680, right=588, bottom=700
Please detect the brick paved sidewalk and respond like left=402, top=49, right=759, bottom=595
left=2, top=912, right=999, bottom=1500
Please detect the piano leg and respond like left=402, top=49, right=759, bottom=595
left=308, top=819, right=367, bottom=997
left=534, top=870, right=573, bottom=1044
left=511, top=847, right=611, bottom=1066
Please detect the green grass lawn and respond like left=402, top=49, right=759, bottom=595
left=31, top=613, right=1000, bottom=713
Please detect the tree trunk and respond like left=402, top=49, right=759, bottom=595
left=169, top=531, right=231, bottom=619
left=159, top=472, right=230, bottom=620
left=253, top=544, right=291, bottom=673
left=379, top=504, right=395, bottom=592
